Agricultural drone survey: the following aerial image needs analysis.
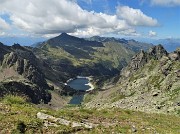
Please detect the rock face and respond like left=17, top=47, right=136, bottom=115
left=117, top=46, right=180, bottom=114
left=148, top=44, right=168, bottom=60
left=3, top=52, right=48, bottom=89
left=129, top=50, right=147, bottom=71
left=0, top=82, right=50, bottom=104
left=168, top=48, right=180, bottom=61
left=0, top=43, right=51, bottom=104
left=85, top=46, right=180, bottom=115
left=121, top=45, right=168, bottom=77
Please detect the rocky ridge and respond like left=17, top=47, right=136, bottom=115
left=85, top=45, right=180, bottom=114
left=0, top=43, right=51, bottom=103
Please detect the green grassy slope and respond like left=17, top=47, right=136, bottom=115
left=0, top=95, right=180, bottom=134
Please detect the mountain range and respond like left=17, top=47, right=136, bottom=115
left=1, top=35, right=179, bottom=52
left=0, top=33, right=179, bottom=133
left=0, top=33, right=154, bottom=104
left=32, top=33, right=153, bottom=84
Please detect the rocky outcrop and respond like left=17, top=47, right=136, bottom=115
left=129, top=50, right=148, bottom=71
left=168, top=48, right=180, bottom=61
left=37, top=112, right=96, bottom=128
left=85, top=46, right=180, bottom=115
left=0, top=42, right=51, bottom=104
left=2, top=50, right=49, bottom=89
left=148, top=44, right=168, bottom=60
left=0, top=81, right=51, bottom=104
left=121, top=45, right=168, bottom=78
left=0, top=42, right=85, bottom=103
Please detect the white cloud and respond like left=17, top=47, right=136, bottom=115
left=0, top=17, right=10, bottom=31
left=118, top=29, right=141, bottom=37
left=151, top=0, right=180, bottom=6
left=79, top=0, right=92, bottom=5
left=149, top=30, right=157, bottom=37
left=117, top=6, right=158, bottom=26
left=0, top=0, right=158, bottom=37
left=0, top=32, right=6, bottom=36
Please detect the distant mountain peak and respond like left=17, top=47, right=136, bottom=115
left=60, top=32, right=69, bottom=36
left=55, top=32, right=76, bottom=40
left=59, top=33, right=72, bottom=38
left=43, top=32, right=104, bottom=50
left=148, top=44, right=168, bottom=59
left=129, top=39, right=138, bottom=43
left=11, top=43, right=26, bottom=50
left=92, top=35, right=101, bottom=38
left=12, top=43, right=21, bottom=47
left=0, top=42, right=5, bottom=48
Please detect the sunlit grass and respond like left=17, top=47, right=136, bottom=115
left=0, top=96, right=179, bottom=133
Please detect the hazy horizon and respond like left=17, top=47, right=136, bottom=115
left=0, top=0, right=179, bottom=47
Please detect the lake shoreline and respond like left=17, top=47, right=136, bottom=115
left=65, top=76, right=94, bottom=92
left=85, top=77, right=94, bottom=92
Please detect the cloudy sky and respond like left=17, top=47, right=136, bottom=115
left=0, top=0, right=179, bottom=43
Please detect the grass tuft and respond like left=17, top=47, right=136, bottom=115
left=2, top=95, right=27, bottom=105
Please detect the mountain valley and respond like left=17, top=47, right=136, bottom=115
left=0, top=34, right=179, bottom=133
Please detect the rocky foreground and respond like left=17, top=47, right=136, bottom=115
left=0, top=95, right=180, bottom=133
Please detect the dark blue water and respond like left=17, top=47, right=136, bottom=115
left=69, top=94, right=84, bottom=105
left=67, top=78, right=90, bottom=104
left=67, top=78, right=90, bottom=91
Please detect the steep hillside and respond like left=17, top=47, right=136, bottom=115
left=85, top=45, right=180, bottom=115
left=0, top=43, right=51, bottom=103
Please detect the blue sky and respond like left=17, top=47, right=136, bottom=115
left=0, top=0, right=179, bottom=45
left=77, top=0, right=180, bottom=39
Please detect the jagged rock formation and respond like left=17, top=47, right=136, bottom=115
left=0, top=43, right=51, bottom=103
left=85, top=45, right=180, bottom=115
left=121, top=45, right=168, bottom=77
